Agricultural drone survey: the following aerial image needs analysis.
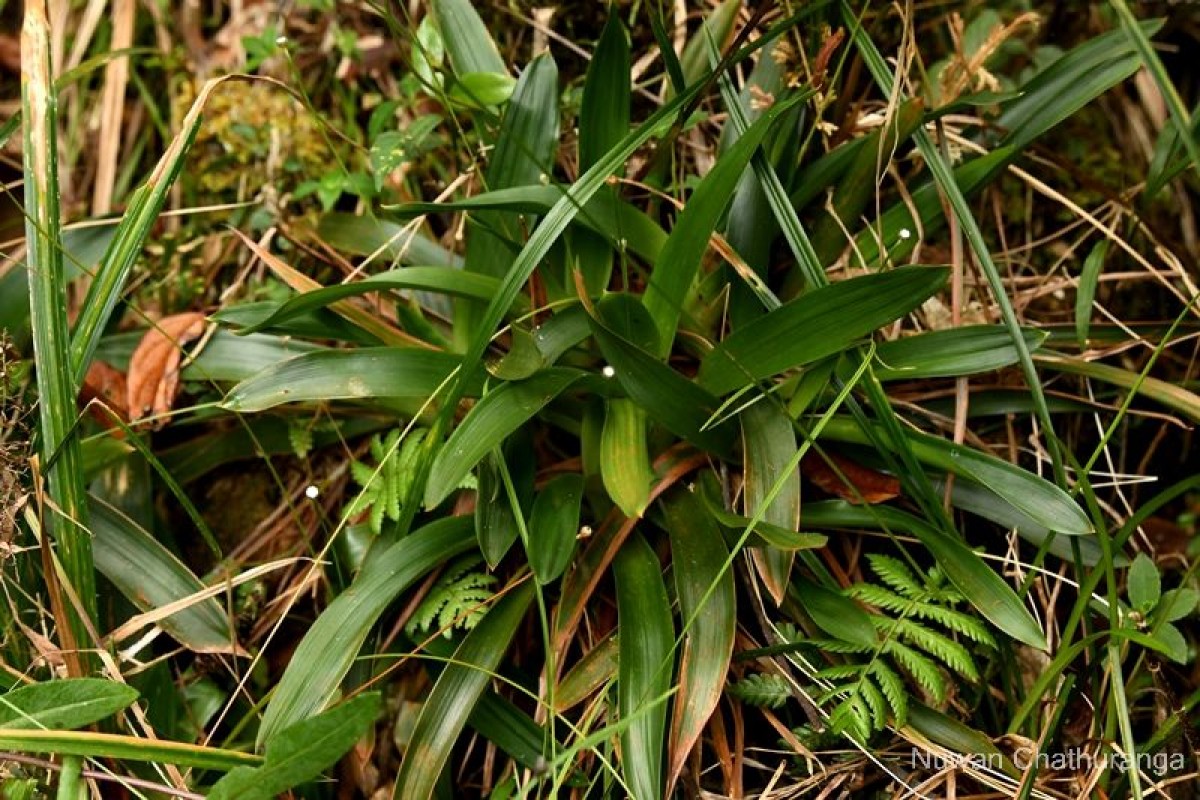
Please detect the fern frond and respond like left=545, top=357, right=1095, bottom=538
left=814, top=664, right=864, bottom=682
left=729, top=673, right=792, bottom=708
left=866, top=554, right=923, bottom=597
left=860, top=677, right=887, bottom=732
left=847, top=584, right=912, bottom=614
left=913, top=603, right=996, bottom=647
left=405, top=557, right=496, bottom=639
left=870, top=661, right=907, bottom=727
left=885, top=618, right=978, bottom=680
left=887, top=640, right=947, bottom=702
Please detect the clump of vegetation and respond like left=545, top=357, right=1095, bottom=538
left=2, top=1, right=1199, bottom=798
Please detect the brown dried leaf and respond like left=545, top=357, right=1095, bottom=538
left=126, top=312, right=206, bottom=426
left=80, top=360, right=128, bottom=424
left=802, top=451, right=900, bottom=505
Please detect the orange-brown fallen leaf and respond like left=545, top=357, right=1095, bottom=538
left=802, top=451, right=901, bottom=505
left=126, top=312, right=206, bottom=427
left=80, top=360, right=128, bottom=430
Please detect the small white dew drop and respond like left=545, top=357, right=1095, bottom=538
left=305, top=485, right=320, bottom=499
left=275, top=35, right=289, bottom=46
left=601, top=365, right=616, bottom=378
left=898, top=228, right=912, bottom=240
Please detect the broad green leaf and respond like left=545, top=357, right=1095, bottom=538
left=819, top=416, right=1092, bottom=536
left=1075, top=240, right=1108, bottom=349
left=475, top=452, right=521, bottom=568
left=1128, top=553, right=1161, bottom=612
left=425, top=369, right=582, bottom=508
left=388, top=185, right=667, bottom=265
left=257, top=518, right=475, bottom=746
left=212, top=302, right=384, bottom=344
left=1153, top=623, right=1188, bottom=664
left=643, top=90, right=808, bottom=353
left=698, top=267, right=949, bottom=395
left=1158, top=588, right=1199, bottom=624
left=1035, top=351, right=1200, bottom=424
left=660, top=489, right=735, bottom=793
left=600, top=399, right=653, bottom=518
left=457, top=55, right=558, bottom=345
left=431, top=0, right=506, bottom=76
left=676, top=0, right=740, bottom=91
left=588, top=308, right=735, bottom=456
left=0, top=680, right=138, bottom=730
left=614, top=533, right=673, bottom=800
left=528, top=473, right=585, bottom=583
left=576, top=10, right=631, bottom=292
left=874, top=326, right=1047, bottom=381
left=795, top=578, right=877, bottom=648
left=741, top=401, right=801, bottom=604
left=393, top=583, right=533, bottom=800
left=925, top=478, right=1110, bottom=566
left=448, top=71, right=516, bottom=108
left=221, top=348, right=472, bottom=413
left=90, top=496, right=236, bottom=654
left=210, top=694, right=380, bottom=800
left=183, top=332, right=324, bottom=383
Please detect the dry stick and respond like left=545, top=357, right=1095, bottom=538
left=91, top=0, right=134, bottom=215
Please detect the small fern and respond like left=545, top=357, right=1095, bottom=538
left=729, top=673, right=793, bottom=709
left=804, top=556, right=995, bottom=740
left=345, top=428, right=426, bottom=535
left=405, top=556, right=497, bottom=640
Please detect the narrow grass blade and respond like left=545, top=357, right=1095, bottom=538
left=22, top=0, right=96, bottom=660
left=741, top=401, right=801, bottom=605
left=70, top=76, right=247, bottom=382
left=874, top=326, right=1047, bottom=381
left=257, top=518, right=475, bottom=747
left=0, top=729, right=260, bottom=770
left=698, top=267, right=949, bottom=395
left=1074, top=241, right=1108, bottom=349
left=393, top=582, right=533, bottom=800
left=660, top=488, right=735, bottom=793
left=0, top=679, right=137, bottom=730
left=600, top=399, right=653, bottom=518
left=614, top=532, right=673, bottom=800
left=424, top=369, right=582, bottom=508
left=457, top=54, right=558, bottom=345
left=220, top=348, right=472, bottom=413
left=235, top=268, right=505, bottom=335
left=90, top=496, right=237, bottom=654
left=528, top=473, right=584, bottom=583
left=211, top=694, right=380, bottom=800
left=576, top=10, right=630, bottom=292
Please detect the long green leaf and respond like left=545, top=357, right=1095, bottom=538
left=90, top=496, right=236, bottom=654
left=740, top=401, right=801, bottom=604
left=528, top=473, right=585, bottom=584
left=425, top=369, right=582, bottom=508
left=818, top=416, right=1092, bottom=536
left=393, top=582, right=533, bottom=800
left=600, top=399, right=653, bottom=518
left=698, top=267, right=949, bottom=395
left=22, top=0, right=96, bottom=658
left=431, top=0, right=506, bottom=77
left=614, top=533, right=673, bottom=800
left=660, top=488, right=735, bottom=793
left=0, top=729, right=259, bottom=770
left=874, top=325, right=1047, bottom=381
left=257, top=518, right=475, bottom=746
left=643, top=90, right=808, bottom=353
left=221, top=348, right=472, bottom=413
